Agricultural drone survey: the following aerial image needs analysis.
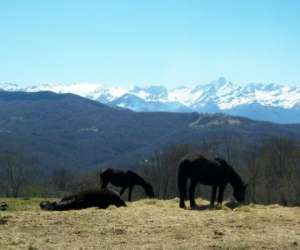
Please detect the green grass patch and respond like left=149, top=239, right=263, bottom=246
left=0, top=198, right=56, bottom=212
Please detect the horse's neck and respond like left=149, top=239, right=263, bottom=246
left=228, top=168, right=243, bottom=190
left=134, top=174, right=147, bottom=188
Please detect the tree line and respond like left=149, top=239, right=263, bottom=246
left=0, top=135, right=299, bottom=206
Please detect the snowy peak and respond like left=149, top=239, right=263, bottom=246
left=0, top=82, right=20, bottom=91
left=1, top=78, right=300, bottom=123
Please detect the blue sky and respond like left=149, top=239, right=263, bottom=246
left=0, top=0, right=299, bottom=88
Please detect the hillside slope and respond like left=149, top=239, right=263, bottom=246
left=1, top=91, right=300, bottom=170
left=0, top=91, right=199, bottom=169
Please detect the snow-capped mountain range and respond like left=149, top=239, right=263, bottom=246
left=1, top=77, right=300, bottom=123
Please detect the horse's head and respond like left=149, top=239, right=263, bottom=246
left=233, top=184, right=248, bottom=203
left=145, top=183, right=155, bottom=198
left=40, top=201, right=57, bottom=211
left=215, top=157, right=248, bottom=203
left=115, top=199, right=127, bottom=207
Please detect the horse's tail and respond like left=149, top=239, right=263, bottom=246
left=177, top=159, right=190, bottom=208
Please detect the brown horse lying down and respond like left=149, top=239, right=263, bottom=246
left=40, top=188, right=126, bottom=211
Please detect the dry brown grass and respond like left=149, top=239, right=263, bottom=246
left=0, top=198, right=300, bottom=250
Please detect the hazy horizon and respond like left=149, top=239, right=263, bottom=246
left=1, top=1, right=299, bottom=88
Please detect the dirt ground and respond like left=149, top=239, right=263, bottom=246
left=0, top=198, right=300, bottom=250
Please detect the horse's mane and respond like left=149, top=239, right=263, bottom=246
left=229, top=167, right=244, bottom=188
left=128, top=170, right=149, bottom=187
left=215, top=158, right=244, bottom=189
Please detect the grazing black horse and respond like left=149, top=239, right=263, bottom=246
left=100, top=168, right=154, bottom=201
left=40, top=188, right=126, bottom=211
left=178, top=155, right=247, bottom=209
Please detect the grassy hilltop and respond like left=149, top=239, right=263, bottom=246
left=0, top=198, right=300, bottom=250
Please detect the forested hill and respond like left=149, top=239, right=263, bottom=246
left=1, top=90, right=300, bottom=170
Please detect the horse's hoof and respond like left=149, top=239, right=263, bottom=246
left=179, top=203, right=186, bottom=209
left=215, top=203, right=222, bottom=209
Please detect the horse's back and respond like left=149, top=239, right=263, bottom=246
left=100, top=168, right=114, bottom=178
left=100, top=168, right=121, bottom=181
left=42, top=188, right=126, bottom=210
left=185, top=155, right=229, bottom=185
left=126, top=170, right=141, bottom=180
left=181, top=153, right=206, bottom=163
left=73, top=188, right=125, bottom=206
left=100, top=168, right=130, bottom=187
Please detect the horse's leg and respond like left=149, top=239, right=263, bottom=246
left=189, top=181, right=197, bottom=208
left=128, top=186, right=133, bottom=201
left=210, top=185, right=217, bottom=208
left=120, top=186, right=127, bottom=196
left=216, top=184, right=226, bottom=208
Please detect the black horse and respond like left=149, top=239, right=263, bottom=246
left=100, top=168, right=154, bottom=201
left=40, top=188, right=126, bottom=211
left=178, top=155, right=247, bottom=209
